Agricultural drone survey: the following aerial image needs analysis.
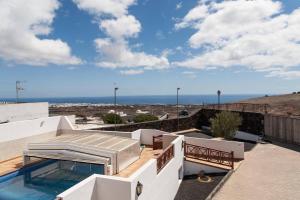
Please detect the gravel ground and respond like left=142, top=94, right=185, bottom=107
left=174, top=173, right=227, bottom=200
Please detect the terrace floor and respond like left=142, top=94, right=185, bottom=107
left=0, top=156, right=23, bottom=176
left=213, top=142, right=300, bottom=200
left=116, top=147, right=163, bottom=178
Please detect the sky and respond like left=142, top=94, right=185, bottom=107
left=1, top=0, right=300, bottom=98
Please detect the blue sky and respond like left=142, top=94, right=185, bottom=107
left=1, top=0, right=300, bottom=98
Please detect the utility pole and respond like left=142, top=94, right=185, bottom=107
left=16, top=81, right=25, bottom=103
left=217, top=90, right=221, bottom=109
left=177, top=87, right=180, bottom=131
left=114, top=87, right=118, bottom=131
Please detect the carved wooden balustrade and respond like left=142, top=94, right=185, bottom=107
left=184, top=143, right=234, bottom=169
left=153, top=135, right=163, bottom=150
left=156, top=144, right=174, bottom=173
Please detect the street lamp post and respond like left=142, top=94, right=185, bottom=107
left=217, top=90, right=221, bottom=108
left=114, top=87, right=118, bottom=131
left=177, top=87, right=180, bottom=131
left=16, top=81, right=25, bottom=103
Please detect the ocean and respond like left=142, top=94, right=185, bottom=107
left=0, top=95, right=261, bottom=105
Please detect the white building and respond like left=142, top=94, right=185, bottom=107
left=0, top=103, right=245, bottom=200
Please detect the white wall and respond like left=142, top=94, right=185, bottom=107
left=58, top=116, right=75, bottom=131
left=57, top=136, right=185, bottom=200
left=66, top=115, right=76, bottom=125
left=0, top=116, right=73, bottom=161
left=234, top=131, right=262, bottom=142
left=132, top=129, right=169, bottom=145
left=0, top=116, right=61, bottom=143
left=185, top=137, right=244, bottom=159
left=57, top=175, right=98, bottom=200
left=0, top=102, right=48, bottom=123
left=94, top=176, right=132, bottom=200
left=129, top=136, right=184, bottom=200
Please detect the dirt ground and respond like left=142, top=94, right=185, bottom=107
left=240, top=93, right=300, bottom=116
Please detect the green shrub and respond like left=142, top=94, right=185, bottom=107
left=133, top=114, right=158, bottom=123
left=103, top=113, right=123, bottom=124
left=210, top=111, right=242, bottom=139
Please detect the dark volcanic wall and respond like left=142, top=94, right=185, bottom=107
left=99, top=109, right=264, bottom=135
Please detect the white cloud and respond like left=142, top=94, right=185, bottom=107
left=176, top=2, right=182, bottom=10
left=176, top=46, right=183, bottom=51
left=0, top=0, right=81, bottom=66
left=120, top=69, right=144, bottom=75
left=182, top=71, right=197, bottom=79
left=182, top=71, right=195, bottom=75
left=73, top=0, right=136, bottom=18
left=175, top=1, right=208, bottom=30
left=95, top=38, right=169, bottom=69
left=74, top=0, right=169, bottom=71
left=100, top=15, right=141, bottom=39
left=265, top=70, right=300, bottom=80
left=161, top=49, right=174, bottom=57
left=174, top=0, right=300, bottom=79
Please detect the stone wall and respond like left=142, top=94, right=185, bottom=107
left=198, top=109, right=264, bottom=134
left=99, top=109, right=264, bottom=135
left=99, top=110, right=202, bottom=132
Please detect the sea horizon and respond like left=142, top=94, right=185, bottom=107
left=0, top=94, right=264, bottom=105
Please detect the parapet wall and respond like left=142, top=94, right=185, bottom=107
left=0, top=102, right=49, bottom=123
left=0, top=116, right=72, bottom=161
left=100, top=109, right=264, bottom=135
left=99, top=110, right=202, bottom=132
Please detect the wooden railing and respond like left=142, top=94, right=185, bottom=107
left=153, top=135, right=163, bottom=150
left=184, top=143, right=234, bottom=169
left=156, top=144, right=174, bottom=173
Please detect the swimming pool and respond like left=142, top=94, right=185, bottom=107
left=0, top=159, right=104, bottom=200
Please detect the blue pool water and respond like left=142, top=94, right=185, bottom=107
left=0, top=160, right=104, bottom=200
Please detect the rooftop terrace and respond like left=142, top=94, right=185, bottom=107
left=116, top=146, right=163, bottom=177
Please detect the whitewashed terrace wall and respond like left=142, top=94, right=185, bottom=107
left=185, top=137, right=244, bottom=159
left=57, top=136, right=185, bottom=200
left=132, top=129, right=169, bottom=145
left=0, top=102, right=48, bottom=123
left=234, top=131, right=262, bottom=142
left=129, top=136, right=184, bottom=200
left=56, top=174, right=98, bottom=200
left=0, top=116, right=72, bottom=161
left=66, top=115, right=76, bottom=125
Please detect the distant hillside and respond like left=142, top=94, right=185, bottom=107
left=240, top=93, right=300, bottom=116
